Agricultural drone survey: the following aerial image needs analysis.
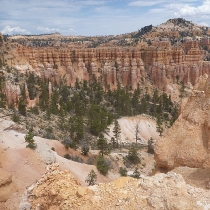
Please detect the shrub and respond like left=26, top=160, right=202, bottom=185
left=63, top=154, right=84, bottom=163
left=119, top=167, right=127, bottom=176
left=147, top=137, right=154, bottom=154
left=64, top=154, right=71, bottom=159
left=85, top=170, right=97, bottom=186
left=70, top=155, right=84, bottom=163
left=126, top=144, right=140, bottom=164
left=29, top=106, right=39, bottom=115
left=96, top=155, right=109, bottom=175
left=12, top=113, right=20, bottom=122
left=81, top=143, right=89, bottom=156
left=62, top=137, right=78, bottom=150
left=130, top=167, right=140, bottom=179
left=86, top=156, right=96, bottom=165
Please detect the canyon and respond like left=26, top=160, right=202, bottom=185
left=1, top=19, right=210, bottom=105
left=7, top=39, right=210, bottom=92
left=1, top=18, right=210, bottom=209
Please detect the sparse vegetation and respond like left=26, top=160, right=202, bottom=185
left=25, top=130, right=36, bottom=149
left=85, top=170, right=97, bottom=186
left=125, top=144, right=141, bottom=165
left=81, top=141, right=90, bottom=156
left=119, top=167, right=127, bottom=176
left=96, top=155, right=109, bottom=175
left=130, top=167, right=140, bottom=179
left=147, top=137, right=154, bottom=154
left=64, top=154, right=84, bottom=163
left=8, top=72, right=178, bottom=152
left=97, top=133, right=109, bottom=156
left=12, top=113, right=20, bottom=122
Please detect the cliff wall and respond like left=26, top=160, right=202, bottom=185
left=13, top=40, right=210, bottom=91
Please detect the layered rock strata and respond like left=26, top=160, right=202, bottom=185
left=12, top=40, right=209, bottom=91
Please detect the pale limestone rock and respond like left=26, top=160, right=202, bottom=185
left=21, top=165, right=210, bottom=210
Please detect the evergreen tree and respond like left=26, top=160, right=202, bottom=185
left=96, top=155, right=109, bottom=175
left=18, top=97, right=26, bottom=116
left=126, top=144, right=140, bottom=164
left=97, top=133, right=108, bottom=156
left=85, top=170, right=97, bottom=186
left=111, top=137, right=116, bottom=149
left=113, top=119, right=121, bottom=148
left=147, top=137, right=154, bottom=154
left=25, top=130, right=36, bottom=149
left=69, top=115, right=84, bottom=143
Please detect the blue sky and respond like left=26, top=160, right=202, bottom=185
left=1, top=0, right=210, bottom=36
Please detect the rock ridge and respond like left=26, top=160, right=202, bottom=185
left=20, top=163, right=210, bottom=210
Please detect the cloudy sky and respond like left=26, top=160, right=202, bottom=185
left=1, top=0, right=210, bottom=36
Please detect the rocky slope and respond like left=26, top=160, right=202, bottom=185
left=105, top=115, right=160, bottom=145
left=0, top=117, right=113, bottom=209
left=155, top=74, right=210, bottom=170
left=20, top=164, right=210, bottom=210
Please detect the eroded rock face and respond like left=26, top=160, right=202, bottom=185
left=2, top=36, right=210, bottom=110
left=12, top=39, right=209, bottom=91
left=4, top=74, right=21, bottom=108
left=20, top=164, right=210, bottom=210
left=155, top=74, right=210, bottom=170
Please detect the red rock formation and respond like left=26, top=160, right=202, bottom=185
left=7, top=38, right=210, bottom=92
left=4, top=76, right=20, bottom=108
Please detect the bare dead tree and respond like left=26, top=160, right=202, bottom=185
left=134, top=122, right=141, bottom=144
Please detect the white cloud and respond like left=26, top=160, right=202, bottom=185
left=79, top=0, right=106, bottom=5
left=37, top=26, right=60, bottom=33
left=170, top=0, right=210, bottom=16
left=128, top=1, right=166, bottom=7
left=1, top=25, right=31, bottom=35
left=0, top=0, right=209, bottom=36
left=198, top=21, right=209, bottom=26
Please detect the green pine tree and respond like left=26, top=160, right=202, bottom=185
left=25, top=130, right=36, bottom=149
left=96, top=155, right=109, bottom=175
left=97, top=133, right=108, bottom=156
left=85, top=170, right=97, bottom=186
left=113, top=119, right=121, bottom=148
